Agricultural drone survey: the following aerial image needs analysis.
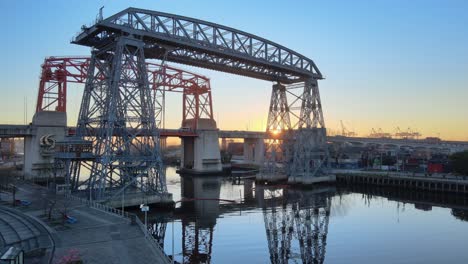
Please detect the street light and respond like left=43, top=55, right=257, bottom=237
left=140, top=204, right=149, bottom=237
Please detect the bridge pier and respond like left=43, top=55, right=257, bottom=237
left=24, top=111, right=66, bottom=181
left=180, top=118, right=222, bottom=174
left=288, top=128, right=336, bottom=184
left=243, top=138, right=265, bottom=165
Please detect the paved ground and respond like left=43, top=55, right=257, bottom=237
left=0, top=182, right=169, bottom=264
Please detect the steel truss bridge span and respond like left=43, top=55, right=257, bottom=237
left=73, top=7, right=322, bottom=83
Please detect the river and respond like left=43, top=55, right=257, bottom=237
left=142, top=167, right=468, bottom=264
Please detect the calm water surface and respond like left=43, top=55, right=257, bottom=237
left=144, top=167, right=468, bottom=264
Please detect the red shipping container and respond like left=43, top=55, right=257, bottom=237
left=428, top=163, right=443, bottom=173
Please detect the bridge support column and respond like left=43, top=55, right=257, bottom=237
left=288, top=78, right=335, bottom=184
left=258, top=82, right=291, bottom=182
left=160, top=136, right=167, bottom=152
left=288, top=128, right=335, bottom=184
left=24, top=111, right=67, bottom=181
left=180, top=119, right=222, bottom=174
left=70, top=36, right=168, bottom=203
left=243, top=138, right=265, bottom=165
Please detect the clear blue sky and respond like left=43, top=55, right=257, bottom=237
left=1, top=0, right=467, bottom=140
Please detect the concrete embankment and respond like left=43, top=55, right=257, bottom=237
left=0, top=181, right=170, bottom=264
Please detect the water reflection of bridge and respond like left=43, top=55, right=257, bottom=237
left=149, top=176, right=468, bottom=263
left=262, top=188, right=332, bottom=264
left=150, top=175, right=334, bottom=264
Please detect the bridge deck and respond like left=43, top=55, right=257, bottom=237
left=0, top=125, right=32, bottom=137
left=1, top=124, right=467, bottom=151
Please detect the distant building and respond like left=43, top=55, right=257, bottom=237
left=0, top=139, right=15, bottom=160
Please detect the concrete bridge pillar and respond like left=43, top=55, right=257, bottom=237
left=180, top=118, right=222, bottom=174
left=160, top=136, right=167, bottom=152
left=24, top=111, right=67, bottom=181
left=243, top=138, right=265, bottom=165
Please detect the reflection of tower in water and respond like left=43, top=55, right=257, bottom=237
left=261, top=187, right=332, bottom=264
left=181, top=176, right=222, bottom=264
left=149, top=219, right=167, bottom=249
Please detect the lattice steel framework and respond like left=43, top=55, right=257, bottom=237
left=147, top=62, right=213, bottom=130
left=73, top=7, right=322, bottom=83
left=263, top=79, right=328, bottom=179
left=36, top=57, right=89, bottom=112
left=70, top=36, right=165, bottom=200
left=286, top=79, right=329, bottom=178
left=262, top=189, right=331, bottom=264
left=73, top=7, right=328, bottom=180
left=262, top=83, right=291, bottom=176
left=36, top=57, right=214, bottom=131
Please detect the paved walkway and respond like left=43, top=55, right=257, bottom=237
left=0, top=182, right=169, bottom=264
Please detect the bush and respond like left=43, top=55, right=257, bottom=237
left=449, top=151, right=468, bottom=175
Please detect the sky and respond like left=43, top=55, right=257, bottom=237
left=0, top=0, right=467, bottom=140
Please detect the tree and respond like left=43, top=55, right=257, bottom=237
left=452, top=209, right=468, bottom=222
left=449, top=151, right=468, bottom=175
left=42, top=190, right=57, bottom=220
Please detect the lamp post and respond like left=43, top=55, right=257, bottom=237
left=140, top=204, right=149, bottom=237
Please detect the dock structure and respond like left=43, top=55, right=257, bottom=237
left=335, top=170, right=468, bottom=194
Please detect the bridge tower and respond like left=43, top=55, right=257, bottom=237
left=179, top=82, right=222, bottom=174
left=259, top=83, right=292, bottom=182
left=288, top=78, right=333, bottom=184
left=260, top=78, right=333, bottom=184
left=70, top=36, right=168, bottom=203
left=71, top=7, right=331, bottom=181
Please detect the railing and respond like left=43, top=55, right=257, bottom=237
left=133, top=217, right=172, bottom=264
left=0, top=183, right=15, bottom=193
left=63, top=192, right=131, bottom=218
left=63, top=193, right=171, bottom=264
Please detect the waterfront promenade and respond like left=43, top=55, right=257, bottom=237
left=0, top=181, right=170, bottom=264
